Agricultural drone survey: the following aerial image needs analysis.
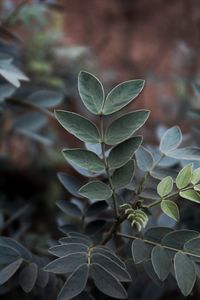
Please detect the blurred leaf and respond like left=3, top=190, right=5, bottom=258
left=56, top=200, right=82, bottom=217
left=176, top=164, right=192, bottom=189
left=55, top=111, right=100, bottom=144
left=174, top=252, right=196, bottom=296
left=105, top=110, right=149, bottom=145
left=57, top=172, right=82, bottom=198
left=28, top=90, right=63, bottom=108
left=85, top=201, right=108, bottom=217
left=0, top=237, right=32, bottom=260
left=0, top=258, right=23, bottom=285
left=108, top=137, right=142, bottom=169
left=167, top=147, right=200, bottom=161
left=0, top=83, right=16, bottom=102
left=103, top=80, right=144, bottom=115
left=136, top=146, right=154, bottom=172
left=63, top=149, right=104, bottom=173
left=19, top=263, right=38, bottom=293
left=0, top=60, right=29, bottom=87
left=160, top=126, right=182, bottom=154
left=112, top=160, right=135, bottom=189
left=0, top=245, right=20, bottom=264
left=85, top=220, right=106, bottom=236
left=79, top=181, right=112, bottom=201
left=78, top=71, right=104, bottom=115
left=14, top=112, right=47, bottom=132
left=157, top=176, right=173, bottom=197
left=161, top=200, right=179, bottom=222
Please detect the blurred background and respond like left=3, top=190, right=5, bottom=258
left=1, top=0, right=200, bottom=299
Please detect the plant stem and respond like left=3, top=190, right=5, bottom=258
left=116, top=232, right=200, bottom=259
left=99, top=115, right=119, bottom=218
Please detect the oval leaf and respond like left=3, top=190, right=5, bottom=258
left=174, top=252, right=196, bottom=296
left=57, top=172, right=82, bottom=198
left=179, top=189, right=200, bottom=203
left=160, top=126, right=182, bottom=154
left=157, top=176, right=173, bottom=197
left=28, top=90, right=63, bottom=108
left=161, top=200, right=180, bottom=222
left=131, top=239, right=149, bottom=264
left=0, top=258, right=23, bottom=285
left=56, top=200, right=82, bottom=217
left=79, top=181, right=112, bottom=201
left=105, top=110, right=149, bottom=145
left=78, top=71, right=104, bottom=115
left=103, top=80, right=144, bottom=115
left=191, top=167, right=200, bottom=185
left=49, top=243, right=88, bottom=257
left=55, top=110, right=100, bottom=144
left=176, top=164, right=192, bottom=189
left=136, top=146, right=154, bottom=172
left=19, top=263, right=38, bottom=293
left=162, top=230, right=199, bottom=250
left=112, top=160, right=135, bottom=189
left=151, top=246, right=171, bottom=281
left=167, top=147, right=200, bottom=161
left=108, top=136, right=142, bottom=169
left=63, top=149, right=104, bottom=173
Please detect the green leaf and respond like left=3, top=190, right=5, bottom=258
left=78, top=71, right=104, bottom=115
left=56, top=200, right=82, bottom=217
left=58, top=263, right=89, bottom=300
left=103, top=79, right=144, bottom=115
left=79, top=181, right=112, bottom=201
left=90, top=263, right=127, bottom=299
left=184, top=238, right=200, bottom=260
left=160, top=126, right=182, bottom=154
left=112, top=160, right=135, bottom=189
left=49, top=243, right=88, bottom=257
left=191, top=167, right=200, bottom=184
left=194, top=184, right=200, bottom=191
left=105, top=110, right=149, bottom=145
left=157, top=176, right=173, bottom=197
left=108, top=136, right=142, bottom=169
left=44, top=252, right=87, bottom=274
left=55, top=111, right=100, bottom=144
left=63, top=149, right=104, bottom=173
left=59, top=237, right=92, bottom=247
left=162, top=230, right=199, bottom=250
left=176, top=164, right=192, bottom=189
left=19, top=263, right=38, bottom=293
left=93, top=247, right=126, bottom=269
left=28, top=90, right=63, bottom=107
left=179, top=189, right=200, bottom=203
left=167, top=147, right=200, bottom=161
left=174, top=252, right=196, bottom=296
left=144, top=227, right=173, bottom=243
left=92, top=253, right=131, bottom=282
left=151, top=246, right=171, bottom=281
left=161, top=200, right=180, bottom=222
left=0, top=245, right=20, bottom=264
left=131, top=239, right=149, bottom=264
left=57, top=172, right=82, bottom=198
left=136, top=146, right=154, bottom=172
left=0, top=258, right=23, bottom=285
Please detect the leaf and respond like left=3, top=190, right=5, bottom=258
left=0, top=245, right=20, bottom=264
left=184, top=237, right=200, bottom=258
left=19, top=263, right=38, bottom=293
left=55, top=111, right=100, bottom=144
left=150, top=167, right=177, bottom=181
left=91, top=253, right=131, bottom=282
left=167, top=147, right=200, bottom=161
left=143, top=259, right=162, bottom=287
left=162, top=230, right=199, bottom=250
left=160, top=126, right=182, bottom=154
left=63, top=149, right=104, bottom=173
left=14, top=112, right=47, bottom=132
left=0, top=61, right=29, bottom=87
left=157, top=176, right=173, bottom=197
left=112, top=160, right=135, bottom=189
left=103, top=79, right=144, bottom=115
left=58, top=263, right=89, bottom=300
left=151, top=246, right=171, bottom=281
left=144, top=227, right=173, bottom=244
left=44, top=252, right=87, bottom=274
left=161, top=200, right=180, bottom=222
left=49, top=243, right=88, bottom=257
left=93, top=247, right=126, bottom=268
left=105, top=110, right=149, bottom=145
left=56, top=200, right=82, bottom=217
left=57, top=172, right=82, bottom=198
left=0, top=258, right=23, bottom=285
left=36, top=268, right=49, bottom=288
left=85, top=220, right=106, bottom=236
left=78, top=71, right=104, bottom=115
left=179, top=189, right=200, bottom=203
left=108, top=136, right=142, bottom=169
left=131, top=239, right=149, bottom=264
left=194, top=184, right=200, bottom=191
left=79, top=181, right=112, bottom=201
left=28, top=90, right=63, bottom=108
left=191, top=168, right=200, bottom=184
left=85, top=201, right=108, bottom=217
left=174, top=252, right=196, bottom=296
left=136, top=146, right=154, bottom=172
left=59, top=237, right=92, bottom=247
left=0, top=237, right=32, bottom=261
left=176, top=164, right=192, bottom=189
left=90, top=263, right=127, bottom=299
left=0, top=83, right=16, bottom=102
